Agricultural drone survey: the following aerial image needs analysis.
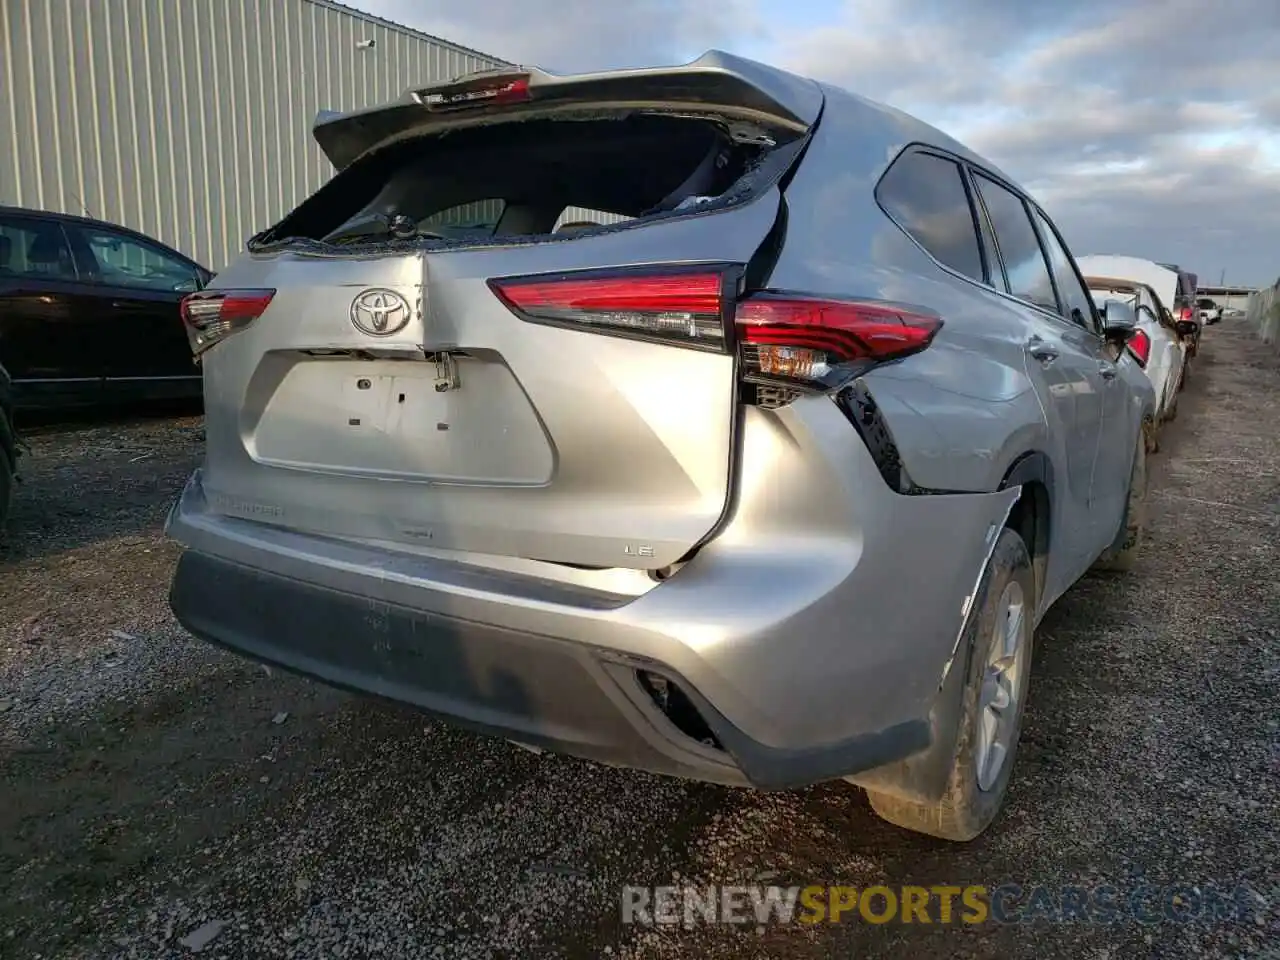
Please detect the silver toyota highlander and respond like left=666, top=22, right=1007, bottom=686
left=167, top=51, right=1156, bottom=841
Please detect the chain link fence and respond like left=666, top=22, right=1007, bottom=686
left=1246, top=278, right=1280, bottom=347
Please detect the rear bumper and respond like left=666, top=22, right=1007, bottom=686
left=171, top=548, right=928, bottom=789
left=167, top=398, right=1019, bottom=790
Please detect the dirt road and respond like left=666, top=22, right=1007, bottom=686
left=2, top=326, right=1276, bottom=959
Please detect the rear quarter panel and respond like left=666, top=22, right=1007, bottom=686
left=766, top=85, right=1054, bottom=496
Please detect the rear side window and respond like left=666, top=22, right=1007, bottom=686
left=877, top=151, right=985, bottom=283
left=1029, top=207, right=1097, bottom=332
left=0, top=216, right=77, bottom=280
left=972, top=175, right=1058, bottom=313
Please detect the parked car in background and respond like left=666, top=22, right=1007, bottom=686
left=1085, top=255, right=1201, bottom=363
left=1197, top=297, right=1222, bottom=325
left=0, top=206, right=212, bottom=411
left=1156, top=262, right=1202, bottom=347
left=1079, top=264, right=1186, bottom=448
left=166, top=50, right=1156, bottom=843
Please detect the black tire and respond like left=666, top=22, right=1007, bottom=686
left=1091, top=424, right=1148, bottom=573
left=0, top=444, right=12, bottom=537
left=865, top=528, right=1035, bottom=842
left=0, top=404, right=15, bottom=537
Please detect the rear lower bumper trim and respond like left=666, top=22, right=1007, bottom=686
left=169, top=549, right=929, bottom=790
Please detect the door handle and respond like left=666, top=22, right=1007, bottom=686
left=1098, top=360, right=1118, bottom=380
left=1026, top=337, right=1059, bottom=364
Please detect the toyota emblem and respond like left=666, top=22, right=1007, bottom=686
left=350, top=288, right=412, bottom=336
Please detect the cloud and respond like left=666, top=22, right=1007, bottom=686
left=771, top=0, right=1280, bottom=285
left=352, top=0, right=1280, bottom=285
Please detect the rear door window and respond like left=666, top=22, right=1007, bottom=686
left=0, top=215, right=77, bottom=281
left=876, top=151, right=986, bottom=283
left=971, top=174, right=1059, bottom=314
left=65, top=224, right=202, bottom=292
left=1029, top=207, right=1099, bottom=333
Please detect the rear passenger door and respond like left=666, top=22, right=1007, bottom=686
left=0, top=213, right=105, bottom=407
left=62, top=223, right=203, bottom=400
left=1028, top=204, right=1133, bottom=544
left=970, top=172, right=1108, bottom=572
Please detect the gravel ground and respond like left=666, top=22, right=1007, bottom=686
left=1, top=325, right=1277, bottom=960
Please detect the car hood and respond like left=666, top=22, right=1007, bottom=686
left=1076, top=255, right=1179, bottom=313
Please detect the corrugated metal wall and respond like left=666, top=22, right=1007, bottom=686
left=0, top=0, right=507, bottom=271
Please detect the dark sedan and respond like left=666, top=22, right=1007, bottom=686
left=0, top=205, right=212, bottom=411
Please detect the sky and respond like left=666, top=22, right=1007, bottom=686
left=354, top=0, right=1280, bottom=287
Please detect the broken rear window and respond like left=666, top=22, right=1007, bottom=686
left=252, top=112, right=796, bottom=252
left=418, top=200, right=506, bottom=240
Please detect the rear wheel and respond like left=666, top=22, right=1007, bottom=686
left=865, top=528, right=1035, bottom=842
left=0, top=405, right=15, bottom=536
left=1091, top=424, right=1148, bottom=573
left=0, top=444, right=12, bottom=537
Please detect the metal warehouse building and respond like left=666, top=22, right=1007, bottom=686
left=1, top=0, right=508, bottom=271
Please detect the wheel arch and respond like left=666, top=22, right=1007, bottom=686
left=998, top=450, right=1053, bottom=613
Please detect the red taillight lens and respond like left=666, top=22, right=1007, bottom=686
left=735, top=294, right=943, bottom=388
left=491, top=268, right=944, bottom=405
left=1179, top=307, right=1194, bottom=321
left=418, top=74, right=531, bottom=111
left=1126, top=328, right=1152, bottom=366
left=180, top=289, right=275, bottom=358
left=489, top=270, right=728, bottom=349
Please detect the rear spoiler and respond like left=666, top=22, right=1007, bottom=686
left=312, top=49, right=824, bottom=171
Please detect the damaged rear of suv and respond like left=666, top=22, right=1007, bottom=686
left=168, top=51, right=1151, bottom=842
left=177, top=54, right=819, bottom=572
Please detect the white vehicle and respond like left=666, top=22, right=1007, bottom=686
left=1078, top=261, right=1186, bottom=448
left=1197, top=297, right=1223, bottom=325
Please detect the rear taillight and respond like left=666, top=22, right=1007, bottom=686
left=490, top=267, right=943, bottom=404
left=1179, top=307, right=1194, bottom=321
left=180, top=289, right=275, bottom=358
left=488, top=268, right=730, bottom=350
left=1126, top=328, right=1152, bottom=366
left=736, top=294, right=942, bottom=391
